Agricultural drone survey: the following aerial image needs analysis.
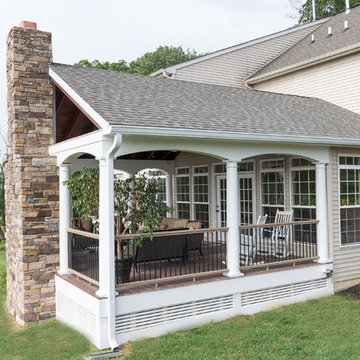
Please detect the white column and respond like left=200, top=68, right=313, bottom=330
left=96, top=156, right=116, bottom=298
left=315, top=162, right=330, bottom=263
left=166, top=173, right=173, bottom=217
left=58, top=163, right=71, bottom=275
left=226, top=161, right=243, bottom=277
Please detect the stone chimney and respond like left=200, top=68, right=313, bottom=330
left=6, top=21, right=59, bottom=325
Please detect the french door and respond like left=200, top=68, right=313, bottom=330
left=216, top=174, right=256, bottom=228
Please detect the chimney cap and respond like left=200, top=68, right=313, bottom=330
left=19, top=21, right=37, bottom=30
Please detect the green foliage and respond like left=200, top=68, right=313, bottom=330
left=75, top=45, right=202, bottom=75
left=129, top=46, right=200, bottom=75
left=295, top=0, right=360, bottom=24
left=64, top=169, right=172, bottom=238
left=114, top=174, right=171, bottom=240
left=63, top=168, right=99, bottom=219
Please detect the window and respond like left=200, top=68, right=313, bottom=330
left=176, top=167, right=190, bottom=219
left=261, top=159, right=285, bottom=222
left=291, top=158, right=316, bottom=243
left=193, top=166, right=209, bottom=226
left=339, top=156, right=360, bottom=245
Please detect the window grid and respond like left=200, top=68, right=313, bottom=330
left=261, top=159, right=285, bottom=222
left=176, top=167, right=190, bottom=219
left=339, top=156, right=360, bottom=245
left=193, top=166, right=209, bottom=226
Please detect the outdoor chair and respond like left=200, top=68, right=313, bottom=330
left=240, top=215, right=267, bottom=266
left=272, top=210, right=294, bottom=258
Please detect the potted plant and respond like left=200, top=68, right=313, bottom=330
left=64, top=169, right=173, bottom=283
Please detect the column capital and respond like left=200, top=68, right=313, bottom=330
left=313, top=161, right=327, bottom=168
left=224, top=160, right=239, bottom=168
left=59, top=163, right=71, bottom=170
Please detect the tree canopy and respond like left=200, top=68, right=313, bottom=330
left=294, top=0, right=360, bottom=24
left=75, top=45, right=201, bottom=75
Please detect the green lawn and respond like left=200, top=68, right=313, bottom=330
left=1, top=243, right=360, bottom=359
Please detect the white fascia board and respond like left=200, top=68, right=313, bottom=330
left=110, top=125, right=360, bottom=147
left=49, top=129, right=105, bottom=156
left=165, top=18, right=328, bottom=74
left=247, top=43, right=360, bottom=84
left=49, top=68, right=110, bottom=130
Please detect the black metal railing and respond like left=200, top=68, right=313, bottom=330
left=68, top=229, right=99, bottom=284
left=115, top=227, right=228, bottom=286
left=239, top=220, right=319, bottom=267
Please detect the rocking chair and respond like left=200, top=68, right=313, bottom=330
left=272, top=210, right=293, bottom=258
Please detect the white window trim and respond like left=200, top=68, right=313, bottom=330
left=192, top=165, right=209, bottom=224
left=290, top=159, right=316, bottom=210
left=260, top=158, right=285, bottom=212
left=175, top=166, right=190, bottom=219
left=338, top=154, right=360, bottom=247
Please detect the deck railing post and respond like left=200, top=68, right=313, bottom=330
left=225, top=160, right=243, bottom=277
left=315, top=162, right=330, bottom=263
left=59, top=163, right=71, bottom=275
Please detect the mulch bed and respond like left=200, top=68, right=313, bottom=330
left=340, top=284, right=360, bottom=299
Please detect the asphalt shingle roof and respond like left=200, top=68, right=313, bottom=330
left=249, top=6, right=360, bottom=81
left=50, top=63, right=360, bottom=140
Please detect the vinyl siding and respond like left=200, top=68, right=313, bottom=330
left=329, top=148, right=360, bottom=286
left=253, top=52, right=360, bottom=115
left=173, top=26, right=319, bottom=88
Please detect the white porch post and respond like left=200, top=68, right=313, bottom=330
left=58, top=163, right=71, bottom=275
left=226, top=161, right=243, bottom=277
left=315, top=162, right=330, bottom=263
left=96, top=156, right=116, bottom=298
left=166, top=173, right=173, bottom=217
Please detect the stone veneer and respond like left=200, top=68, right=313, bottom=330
left=5, top=23, right=59, bottom=325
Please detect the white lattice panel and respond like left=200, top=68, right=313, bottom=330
left=115, top=295, right=234, bottom=334
left=241, top=278, right=328, bottom=306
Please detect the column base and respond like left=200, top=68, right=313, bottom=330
left=225, top=271, right=244, bottom=278
left=57, top=269, right=71, bottom=276
left=315, top=258, right=331, bottom=264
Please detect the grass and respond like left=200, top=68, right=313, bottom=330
left=1, top=242, right=360, bottom=359
left=0, top=244, right=96, bottom=360
left=123, top=294, right=360, bottom=360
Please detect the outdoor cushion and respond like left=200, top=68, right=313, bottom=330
left=162, top=217, right=176, bottom=228
left=187, top=221, right=202, bottom=230
left=175, top=219, right=189, bottom=228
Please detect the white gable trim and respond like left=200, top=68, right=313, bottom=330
left=49, top=68, right=110, bottom=130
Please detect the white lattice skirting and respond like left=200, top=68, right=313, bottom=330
left=56, top=263, right=333, bottom=349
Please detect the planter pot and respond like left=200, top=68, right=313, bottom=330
left=81, top=217, right=93, bottom=232
left=115, top=257, right=133, bottom=284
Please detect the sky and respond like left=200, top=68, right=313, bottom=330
left=0, top=0, right=301, bottom=158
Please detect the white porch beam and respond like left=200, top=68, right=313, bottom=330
left=58, top=164, right=71, bottom=275
left=225, top=161, right=243, bottom=277
left=315, top=162, right=330, bottom=263
left=166, top=173, right=173, bottom=217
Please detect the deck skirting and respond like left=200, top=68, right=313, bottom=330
left=56, top=263, right=333, bottom=349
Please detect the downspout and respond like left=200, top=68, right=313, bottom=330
left=105, top=131, right=122, bottom=351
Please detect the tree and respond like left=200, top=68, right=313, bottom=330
left=293, top=0, right=360, bottom=24
left=75, top=45, right=202, bottom=75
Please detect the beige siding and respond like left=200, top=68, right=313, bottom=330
left=173, top=26, right=318, bottom=88
left=329, top=148, right=360, bottom=287
left=254, top=52, right=360, bottom=115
